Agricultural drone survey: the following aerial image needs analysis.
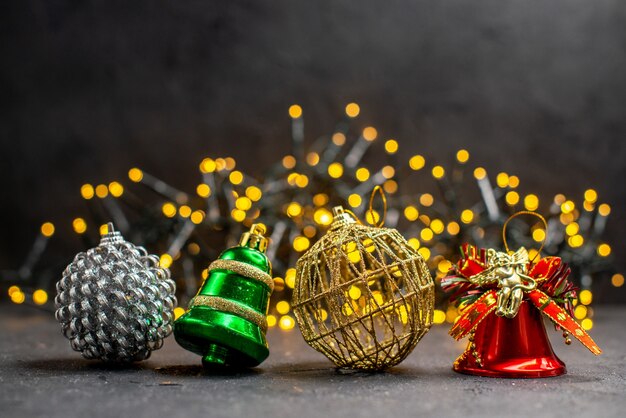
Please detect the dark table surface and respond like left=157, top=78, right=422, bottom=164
left=1, top=304, right=624, bottom=418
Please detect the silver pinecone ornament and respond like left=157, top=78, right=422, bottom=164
left=55, top=223, right=177, bottom=362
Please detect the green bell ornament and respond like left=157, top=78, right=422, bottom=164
left=174, top=224, right=274, bottom=368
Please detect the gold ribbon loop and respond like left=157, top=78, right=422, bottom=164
left=367, top=185, right=387, bottom=228
left=502, top=211, right=548, bottom=261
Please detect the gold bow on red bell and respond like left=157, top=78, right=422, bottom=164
left=442, top=212, right=601, bottom=378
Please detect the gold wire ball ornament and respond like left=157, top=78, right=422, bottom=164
left=292, top=187, right=435, bottom=371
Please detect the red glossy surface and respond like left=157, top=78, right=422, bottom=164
left=454, top=301, right=566, bottom=378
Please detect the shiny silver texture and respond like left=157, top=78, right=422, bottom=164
left=54, top=223, right=176, bottom=362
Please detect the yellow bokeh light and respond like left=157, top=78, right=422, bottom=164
left=332, top=132, right=346, bottom=146
left=384, top=139, right=399, bottom=154
left=159, top=254, right=173, bottom=268
left=473, top=167, right=487, bottom=180
left=584, top=189, right=598, bottom=203
left=611, top=274, right=624, bottom=287
left=433, top=309, right=446, bottom=324
left=438, top=259, right=452, bottom=273
left=295, top=174, right=309, bottom=188
left=524, top=194, right=539, bottom=211
left=420, top=228, right=434, bottom=241
left=597, top=243, right=611, bottom=257
left=99, top=224, right=109, bottom=235
left=328, top=162, right=344, bottom=178
left=430, top=219, right=445, bottom=234
left=108, top=181, right=124, bottom=198
left=293, top=236, right=310, bottom=252
left=409, top=155, right=426, bottom=171
left=32, top=289, right=48, bottom=305
left=384, top=179, right=399, bottom=194
left=313, top=193, right=329, bottom=207
left=419, top=193, right=434, bottom=207
left=162, top=202, right=176, bottom=218
left=174, top=307, right=185, bottom=320
left=236, top=196, right=252, bottom=211
left=196, top=184, right=211, bottom=198
left=190, top=210, right=205, bottom=225
left=561, top=200, right=575, bottom=214
left=598, top=203, right=611, bottom=216
left=554, top=194, right=566, bottom=205
left=381, top=165, right=395, bottom=179
left=431, top=165, right=445, bottom=179
left=95, top=184, right=109, bottom=198
left=568, top=234, right=584, bottom=248
left=286, top=202, right=302, bottom=217
left=456, top=149, right=469, bottom=163
left=345, top=102, right=360, bottom=118
left=404, top=206, right=419, bottom=221
left=508, top=175, right=520, bottom=188
left=11, top=290, right=25, bottom=304
left=282, top=155, right=296, bottom=170
left=72, top=218, right=87, bottom=234
left=418, top=247, right=431, bottom=261
left=565, top=222, right=579, bottom=236
left=362, top=126, right=378, bottom=141
left=365, top=210, right=380, bottom=225
left=224, top=157, right=236, bottom=171
left=306, top=152, right=320, bottom=166
left=574, top=305, right=587, bottom=320
left=8, top=285, right=20, bottom=297
left=348, top=194, right=362, bottom=208
left=314, top=208, right=332, bottom=226
left=80, top=184, right=94, bottom=200
left=199, top=158, right=217, bottom=173
left=579, top=290, right=592, bottom=305
left=355, top=167, right=370, bottom=182
left=276, top=301, right=290, bottom=315
left=303, top=225, right=317, bottom=238
left=581, top=318, right=593, bottom=330
left=532, top=228, right=546, bottom=242
left=408, top=238, right=420, bottom=250
left=288, top=104, right=302, bottom=119
left=267, top=314, right=277, bottom=327
left=128, top=167, right=144, bottom=182
left=179, top=205, right=192, bottom=218
left=447, top=221, right=460, bottom=235
left=496, top=172, right=509, bottom=188
left=279, top=315, right=296, bottom=330
left=505, top=191, right=520, bottom=206
left=460, top=209, right=474, bottom=224
left=41, top=222, right=55, bottom=237
left=231, top=209, right=246, bottom=222
left=229, top=170, right=244, bottom=185
left=246, top=186, right=262, bottom=201
left=348, top=286, right=362, bottom=300
left=285, top=268, right=296, bottom=288
left=188, top=242, right=200, bottom=255
left=315, top=309, right=329, bottom=322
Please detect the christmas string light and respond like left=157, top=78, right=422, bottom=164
left=1, top=105, right=621, bottom=334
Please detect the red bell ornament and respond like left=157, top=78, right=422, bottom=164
left=442, top=212, right=601, bottom=378
left=453, top=300, right=565, bottom=378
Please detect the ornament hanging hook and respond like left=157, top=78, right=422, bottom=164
left=367, top=185, right=387, bottom=228
left=502, top=211, right=548, bottom=262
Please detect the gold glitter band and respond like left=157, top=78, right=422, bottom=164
left=208, top=259, right=274, bottom=292
left=190, top=295, right=268, bottom=331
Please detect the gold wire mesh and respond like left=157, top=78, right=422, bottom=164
left=292, top=210, right=435, bottom=371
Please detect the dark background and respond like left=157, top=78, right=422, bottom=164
left=1, top=0, right=625, bottom=301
